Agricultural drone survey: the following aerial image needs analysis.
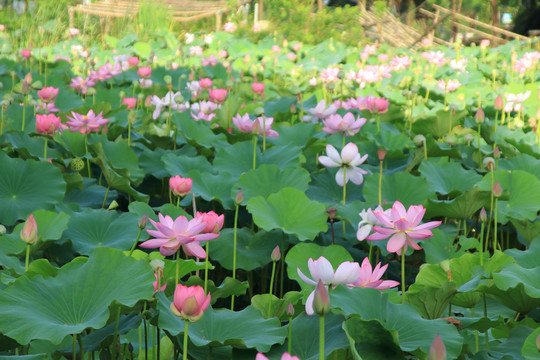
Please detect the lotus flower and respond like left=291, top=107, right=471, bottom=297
left=232, top=113, right=279, bottom=137
left=199, top=78, right=213, bottom=90
left=356, top=206, right=391, bottom=241
left=195, top=211, right=224, bottom=234
left=140, top=213, right=219, bottom=258
left=429, top=334, right=447, bottom=360
left=303, top=100, right=337, bottom=123
left=224, top=22, right=237, bottom=33
left=351, top=258, right=400, bottom=290
left=66, top=110, right=109, bottom=134
left=367, top=201, right=441, bottom=255
left=170, top=284, right=210, bottom=322
left=297, top=256, right=360, bottom=315
left=70, top=76, right=95, bottom=94
left=21, top=49, right=31, bottom=59
left=122, top=97, right=137, bottom=110
left=152, top=272, right=166, bottom=294
left=191, top=100, right=220, bottom=121
left=169, top=176, right=192, bottom=197
left=256, top=352, right=300, bottom=360
left=251, top=82, right=265, bottom=95
left=208, top=88, right=228, bottom=103
left=37, top=87, right=59, bottom=103
left=318, top=143, right=369, bottom=186
left=437, top=79, right=461, bottom=93
left=322, top=113, right=366, bottom=136
left=137, top=67, right=152, bottom=78
left=20, top=214, right=37, bottom=245
left=128, top=56, right=140, bottom=67
left=35, top=113, right=67, bottom=135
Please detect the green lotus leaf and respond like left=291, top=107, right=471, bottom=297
left=64, top=208, right=141, bottom=256
left=267, top=122, right=319, bottom=148
left=505, top=237, right=540, bottom=268
left=510, top=218, right=540, bottom=244
left=406, top=282, right=457, bottom=319
left=425, top=188, right=490, bottom=220
left=235, top=164, right=310, bottom=204
left=521, top=327, right=540, bottom=360
left=363, top=171, right=435, bottom=208
left=174, top=112, right=228, bottom=150
left=498, top=154, right=540, bottom=180
left=367, top=128, right=414, bottom=152
left=419, top=157, right=482, bottom=196
left=0, top=132, right=61, bottom=160
left=54, top=89, right=84, bottom=112
left=128, top=201, right=158, bottom=222
left=64, top=178, right=119, bottom=208
left=330, top=286, right=463, bottom=359
left=263, top=96, right=296, bottom=117
left=489, top=263, right=540, bottom=313
left=133, top=41, right=152, bottom=58
left=162, top=152, right=214, bottom=176
left=32, top=210, right=70, bottom=242
left=213, top=140, right=259, bottom=179
left=250, top=291, right=302, bottom=320
left=186, top=170, right=236, bottom=209
left=412, top=109, right=467, bottom=138
left=183, top=276, right=248, bottom=305
left=247, top=188, right=328, bottom=241
left=306, top=170, right=364, bottom=205
left=0, top=152, right=66, bottom=226
left=260, top=144, right=303, bottom=171
left=0, top=248, right=154, bottom=344
left=91, top=137, right=145, bottom=184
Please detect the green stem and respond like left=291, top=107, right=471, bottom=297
left=376, top=113, right=380, bottom=132
left=138, top=321, right=142, bottom=360
left=85, top=134, right=92, bottom=178
left=342, top=133, right=346, bottom=148
left=319, top=316, right=325, bottom=360
left=128, top=121, right=131, bottom=147
left=231, top=203, right=239, bottom=311
left=204, top=241, right=210, bottom=294
left=112, top=307, right=121, bottom=360
left=73, top=334, right=77, bottom=360
left=472, top=307, right=479, bottom=352
left=368, top=242, right=373, bottom=265
left=486, top=170, right=494, bottom=245
left=101, top=186, right=110, bottom=209
left=342, top=167, right=347, bottom=239
left=477, top=124, right=482, bottom=168
left=378, top=160, right=383, bottom=205
left=483, top=294, right=489, bottom=349
left=288, top=317, right=293, bottom=354
left=43, top=138, right=48, bottom=160
left=479, top=221, right=485, bottom=266
left=493, top=198, right=498, bottom=251
left=21, top=100, right=26, bottom=131
left=183, top=321, right=189, bottom=360
left=401, top=251, right=406, bottom=304
left=1, top=106, right=4, bottom=135
left=268, top=262, right=276, bottom=315
left=494, top=111, right=498, bottom=133
left=175, top=250, right=180, bottom=285
left=128, top=228, right=143, bottom=256
left=252, top=135, right=257, bottom=170
left=25, top=244, right=30, bottom=272
left=423, top=142, right=428, bottom=159
left=262, top=117, right=266, bottom=152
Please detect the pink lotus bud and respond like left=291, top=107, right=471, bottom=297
left=272, top=45, right=280, bottom=53
left=169, top=176, right=192, bottom=197
left=429, top=334, right=447, bottom=360
left=208, top=88, right=227, bottom=104
left=37, top=87, right=59, bottom=103
left=122, top=97, right=137, bottom=110
left=377, top=149, right=387, bottom=162
left=312, top=280, right=330, bottom=316
left=25, top=72, right=32, bottom=84
left=475, top=108, right=485, bottom=124
left=287, top=52, right=297, bottom=61
left=21, top=49, right=31, bottom=59
left=493, top=181, right=502, bottom=197
left=293, top=43, right=302, bottom=52
left=494, top=94, right=503, bottom=111
left=128, top=56, right=140, bottom=67
left=69, top=28, right=79, bottom=37
left=370, top=97, right=389, bottom=114
left=170, top=284, right=210, bottom=322
left=171, top=62, right=179, bottom=70
left=0, top=24, right=5, bottom=31
left=144, top=95, right=153, bottom=107
left=479, top=208, right=487, bottom=222
left=493, top=146, right=500, bottom=159
left=35, top=113, right=64, bottom=135
left=271, top=246, right=281, bottom=262
left=286, top=302, right=295, bottom=317
left=137, top=67, right=152, bottom=78
left=199, top=78, right=213, bottom=90
left=218, top=50, right=228, bottom=58
left=235, top=189, right=244, bottom=204
left=480, top=39, right=490, bottom=49
left=138, top=215, right=148, bottom=229
left=252, top=82, right=265, bottom=95
left=196, top=211, right=224, bottom=234
left=20, top=214, right=38, bottom=245
left=309, top=77, right=317, bottom=86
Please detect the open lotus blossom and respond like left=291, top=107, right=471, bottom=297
left=195, top=211, right=224, bottom=234
left=140, top=213, right=220, bottom=258
left=319, top=67, right=340, bottom=83
left=70, top=76, right=96, bottom=94
left=208, top=88, right=228, bottom=103
left=202, top=54, right=218, bottom=66
left=367, top=201, right=442, bottom=255
left=190, top=46, right=203, bottom=56
left=390, top=55, right=411, bottom=71
left=35, top=113, right=67, bottom=135
left=151, top=91, right=188, bottom=120
left=232, top=113, right=279, bottom=137
left=122, top=97, right=137, bottom=110
left=356, top=206, right=391, bottom=241
left=256, top=352, right=300, bottom=360
left=505, top=91, right=531, bottom=112
left=186, top=81, right=202, bottom=98
left=252, top=82, right=265, bottom=95
left=170, top=284, right=210, bottom=322
left=421, top=50, right=447, bottom=66
left=137, top=67, right=152, bottom=78
left=191, top=100, right=220, bottom=121
left=369, top=97, right=389, bottom=114
left=297, top=256, right=360, bottom=315
left=351, top=258, right=400, bottom=290
left=66, top=110, right=109, bottom=134
left=199, top=78, right=213, bottom=90
left=37, top=87, right=59, bottom=103
left=318, top=143, right=369, bottom=186
left=449, top=58, right=468, bottom=73
left=437, top=79, right=461, bottom=93
left=303, top=100, right=337, bottom=123
left=223, top=22, right=237, bottom=33
left=322, top=113, right=366, bottom=136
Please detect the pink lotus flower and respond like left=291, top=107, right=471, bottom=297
left=251, top=82, right=265, bottom=95
left=202, top=54, right=218, bottom=67
left=351, top=258, right=400, bottom=289
left=190, top=46, right=203, bottom=56
left=303, top=100, right=337, bottom=123
left=122, top=97, right=137, bottom=110
left=272, top=45, right=280, bottom=53
left=297, top=256, right=360, bottom=315
left=437, top=79, right=461, bottom=93
left=21, top=49, right=31, bottom=59
left=66, top=110, right=109, bottom=134
left=35, top=113, right=67, bottom=135
left=0, top=24, right=5, bottom=31
left=318, top=143, right=369, bottom=186
left=319, top=67, right=340, bottom=83
left=367, top=201, right=441, bottom=255
left=309, top=77, right=317, bottom=86
left=195, top=211, right=224, bottom=234
left=223, top=22, right=237, bottom=33
left=232, top=113, right=279, bottom=137
left=287, top=52, right=297, bottom=61
left=137, top=67, right=152, bottom=78
left=140, top=213, right=219, bottom=258
left=208, top=88, right=228, bottom=103
left=356, top=206, right=391, bottom=241
left=429, top=334, right=447, bottom=360
left=36, top=103, right=60, bottom=114
left=480, top=39, right=490, bottom=49
left=152, top=272, right=167, bottom=294
left=322, top=113, right=366, bottom=136
left=218, top=50, right=228, bottom=58
left=191, top=100, right=220, bottom=121
left=128, top=56, right=139, bottom=67
left=378, top=53, right=389, bottom=62
left=256, top=352, right=300, bottom=360
left=199, top=78, right=213, bottom=90
left=390, top=55, right=411, bottom=71
left=170, top=284, right=210, bottom=322
left=69, top=28, right=79, bottom=37
left=20, top=214, right=37, bottom=245
left=70, top=76, right=95, bottom=94
left=422, top=50, right=447, bottom=66
left=449, top=59, right=468, bottom=73
left=293, top=43, right=302, bottom=52
left=169, top=176, right=192, bottom=197
left=369, top=97, right=389, bottom=114
left=37, top=87, right=59, bottom=103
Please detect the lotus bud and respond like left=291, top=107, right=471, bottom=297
left=326, top=207, right=337, bottom=221
left=107, top=200, right=119, bottom=210
left=493, top=146, right=500, bottom=159
left=235, top=189, right=244, bottom=205
left=150, top=259, right=165, bottom=272
left=138, top=215, right=148, bottom=229
left=493, top=181, right=502, bottom=197
left=429, top=334, right=447, bottom=360
left=483, top=157, right=495, bottom=171
left=377, top=149, right=387, bottom=162
left=413, top=134, right=426, bottom=147
left=494, top=94, right=503, bottom=111
left=20, top=214, right=38, bottom=245
left=0, top=224, right=6, bottom=235
left=475, top=108, right=485, bottom=124
left=271, top=246, right=281, bottom=262
left=86, top=87, right=96, bottom=96
left=286, top=302, right=295, bottom=317
left=163, top=75, right=172, bottom=84
left=312, top=280, right=330, bottom=316
left=479, top=208, right=487, bottom=222
left=137, top=93, right=144, bottom=101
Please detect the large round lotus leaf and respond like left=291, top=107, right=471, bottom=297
left=0, top=247, right=154, bottom=345
left=247, top=187, right=328, bottom=241
left=487, top=263, right=540, bottom=313
left=162, top=152, right=214, bottom=176
left=521, top=327, right=540, bottom=360
left=174, top=112, right=228, bottom=150
left=504, top=238, right=540, bottom=269
left=64, top=208, right=141, bottom=256
left=235, top=164, right=310, bottom=204
left=213, top=141, right=260, bottom=179
left=157, top=295, right=286, bottom=353
left=185, top=170, right=236, bottom=209
left=33, top=210, right=70, bottom=242
left=419, top=157, right=482, bottom=196
left=330, top=286, right=463, bottom=359
left=476, top=170, right=540, bottom=222
left=498, top=154, right=540, bottom=181
left=363, top=171, right=435, bottom=208
left=306, top=170, right=364, bottom=205
left=0, top=152, right=66, bottom=226
left=285, top=242, right=353, bottom=290
left=425, top=188, right=490, bottom=220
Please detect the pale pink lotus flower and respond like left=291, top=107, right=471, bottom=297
left=351, top=258, right=400, bottom=290
left=137, top=67, right=152, bottom=78
left=208, top=88, right=227, bottom=103
left=186, top=81, right=202, bottom=98
left=66, top=110, right=109, bottom=134
left=297, top=256, right=360, bottom=315
left=505, top=90, right=531, bottom=112
left=363, top=44, right=377, bottom=55
left=37, top=87, right=59, bottom=103
left=367, top=201, right=441, bottom=255
left=429, top=334, right=447, bottom=360
left=190, top=46, right=203, bottom=56
left=204, top=34, right=214, bottom=44
left=422, top=50, right=447, bottom=66
left=303, top=100, right=337, bottom=123
left=70, top=76, right=95, bottom=94
left=319, top=67, right=340, bottom=83
left=293, top=43, right=302, bottom=52
left=232, top=113, right=279, bottom=137
left=169, top=176, right=192, bottom=197
left=199, top=78, right=213, bottom=90
left=256, top=352, right=300, bottom=360
left=287, top=52, right=297, bottom=61
left=356, top=206, right=391, bottom=241
left=151, top=91, right=187, bottom=120
left=449, top=58, right=468, bottom=73
left=170, top=284, right=210, bottom=322
left=271, top=45, right=280, bottom=53
left=122, top=97, right=137, bottom=110
left=184, top=33, right=195, bottom=44
left=0, top=24, right=5, bottom=31
left=139, top=79, right=153, bottom=89
left=171, top=62, right=179, bottom=70
left=251, top=82, right=265, bottom=95
left=421, top=38, right=432, bottom=47
left=322, top=113, right=366, bottom=136
left=152, top=272, right=167, bottom=294
left=195, top=211, right=224, bottom=234
left=21, top=49, right=31, bottom=59
left=35, top=113, right=67, bottom=135
left=90, top=63, right=122, bottom=81
left=318, top=143, right=369, bottom=186
left=140, top=213, right=219, bottom=258
left=369, top=97, right=389, bottom=114
left=128, top=56, right=140, bottom=67
left=378, top=53, right=389, bottom=62
left=480, top=39, right=490, bottom=49
left=309, top=77, right=317, bottom=86
left=437, top=79, right=461, bottom=93
left=69, top=28, right=79, bottom=37
left=390, top=55, right=411, bottom=71
left=202, top=55, right=218, bottom=67
left=223, top=22, right=237, bottom=33
left=218, top=50, right=228, bottom=58
left=191, top=100, right=220, bottom=121
left=36, top=103, right=60, bottom=113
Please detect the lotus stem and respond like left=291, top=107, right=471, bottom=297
left=376, top=113, right=380, bottom=132
left=262, top=117, right=266, bottom=152
left=21, top=100, right=26, bottom=131
left=500, top=111, right=506, bottom=127
left=101, top=186, right=110, bottom=209
left=175, top=250, right=180, bottom=285
left=157, top=327, right=161, bottom=360
left=144, top=315, right=148, bottom=360
left=128, top=228, right=143, bottom=257
left=111, top=306, right=121, bottom=360
left=73, top=334, right=77, bottom=360
left=485, top=169, right=494, bottom=245
left=493, top=198, right=499, bottom=251
left=268, top=261, right=277, bottom=315
left=204, top=241, right=210, bottom=294
left=401, top=251, right=406, bottom=304
left=183, top=320, right=189, bottom=360
left=477, top=125, right=482, bottom=168
left=231, top=203, right=239, bottom=311
left=472, top=307, right=479, bottom=352
left=423, top=141, right=428, bottom=159
left=1, top=106, right=4, bottom=135
left=319, top=315, right=325, bottom=360
left=378, top=160, right=383, bottom=206
left=252, top=135, right=257, bottom=170
left=280, top=234, right=285, bottom=297
left=24, top=245, right=30, bottom=272
left=43, top=138, right=48, bottom=161
left=483, top=294, right=489, bottom=349
left=128, top=121, right=131, bottom=147
left=479, top=221, right=485, bottom=266
left=138, top=321, right=142, bottom=360
left=342, top=167, right=347, bottom=239
left=85, top=134, right=92, bottom=178
left=494, top=111, right=499, bottom=133
left=288, top=316, right=293, bottom=354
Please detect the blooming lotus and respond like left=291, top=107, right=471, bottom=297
left=322, top=113, right=366, bottom=136
left=232, top=113, right=279, bottom=137
left=367, top=201, right=441, bottom=255
left=223, top=22, right=237, bottom=33
left=202, top=54, right=218, bottom=66
left=199, top=78, right=213, bottom=90
left=318, top=143, right=369, bottom=186
left=128, top=56, right=139, bottom=67
left=35, top=113, right=66, bottom=135
left=66, top=110, right=109, bottom=134
left=356, top=206, right=391, bottom=241
left=191, top=100, right=220, bottom=121
left=437, top=79, right=461, bottom=93
left=170, top=284, right=210, bottom=322
left=303, top=100, right=337, bottom=123
left=351, top=258, right=400, bottom=290
left=151, top=91, right=188, bottom=120
left=256, top=352, right=300, bottom=360
left=251, top=82, right=265, bottom=95
left=319, top=67, right=340, bottom=83
left=195, top=211, right=224, bottom=234
left=208, top=88, right=227, bottom=104
left=449, top=58, right=468, bottom=73
left=137, top=67, right=152, bottom=78
left=297, top=256, right=360, bottom=315
left=122, top=97, right=137, bottom=110
left=190, top=46, right=203, bottom=56
left=37, top=87, right=59, bottom=103
left=505, top=90, right=531, bottom=112
left=422, top=50, right=447, bottom=66
left=70, top=76, right=95, bottom=94
left=390, top=55, right=411, bottom=71
left=140, top=213, right=219, bottom=258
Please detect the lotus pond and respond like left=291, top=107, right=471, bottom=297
left=0, top=29, right=539, bottom=360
